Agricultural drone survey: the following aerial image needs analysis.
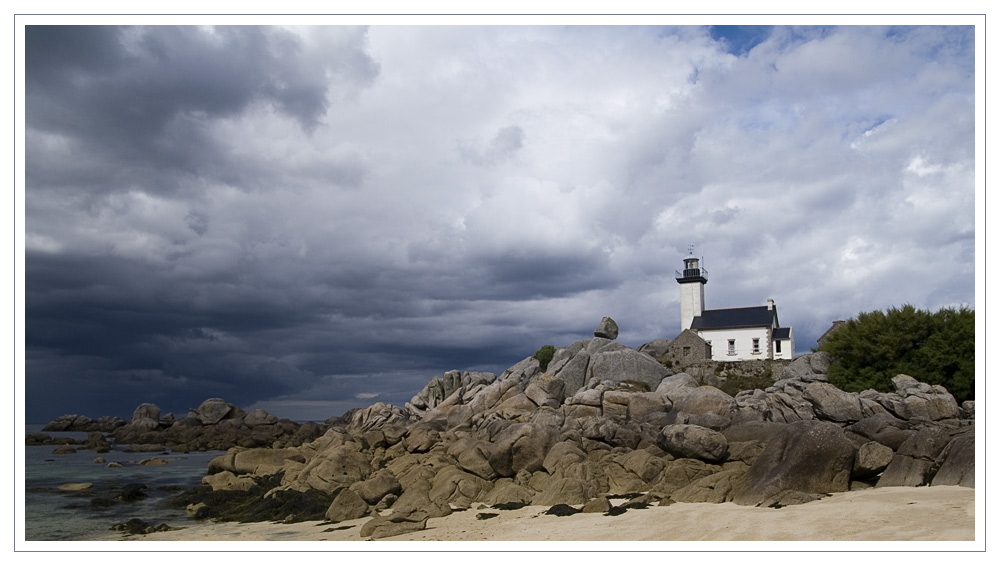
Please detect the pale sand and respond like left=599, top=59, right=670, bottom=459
left=92, top=485, right=976, bottom=546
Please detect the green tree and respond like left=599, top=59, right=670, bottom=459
left=534, top=345, right=556, bottom=372
left=819, top=305, right=974, bottom=402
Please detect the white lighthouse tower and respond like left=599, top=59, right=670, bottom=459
left=676, top=247, right=708, bottom=331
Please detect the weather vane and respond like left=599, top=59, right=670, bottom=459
left=687, top=244, right=695, bottom=256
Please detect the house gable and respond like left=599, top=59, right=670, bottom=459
left=665, top=328, right=712, bottom=365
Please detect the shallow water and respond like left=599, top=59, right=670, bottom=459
left=23, top=425, right=223, bottom=540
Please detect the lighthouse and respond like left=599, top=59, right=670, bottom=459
left=673, top=248, right=795, bottom=360
left=675, top=248, right=708, bottom=332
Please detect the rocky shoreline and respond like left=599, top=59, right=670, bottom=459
left=31, top=322, right=975, bottom=540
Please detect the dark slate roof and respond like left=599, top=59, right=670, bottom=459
left=772, top=327, right=791, bottom=340
left=690, top=306, right=777, bottom=330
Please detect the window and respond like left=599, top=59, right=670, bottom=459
left=727, top=339, right=736, bottom=355
left=775, top=340, right=782, bottom=354
left=752, top=338, right=760, bottom=354
left=682, top=346, right=691, bottom=357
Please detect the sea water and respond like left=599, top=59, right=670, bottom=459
left=23, top=424, right=224, bottom=541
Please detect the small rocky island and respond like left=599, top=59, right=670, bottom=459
left=33, top=317, right=974, bottom=539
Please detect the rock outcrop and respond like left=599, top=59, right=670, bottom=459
left=49, top=319, right=974, bottom=539
left=175, top=321, right=973, bottom=538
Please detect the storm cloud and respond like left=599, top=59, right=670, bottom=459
left=22, top=24, right=976, bottom=423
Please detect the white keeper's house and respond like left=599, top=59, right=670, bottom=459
left=675, top=251, right=794, bottom=361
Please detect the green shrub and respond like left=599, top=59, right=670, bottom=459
left=819, top=305, right=974, bottom=402
left=534, top=345, right=556, bottom=372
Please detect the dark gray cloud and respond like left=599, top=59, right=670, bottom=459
left=26, top=25, right=378, bottom=196
left=21, top=24, right=977, bottom=424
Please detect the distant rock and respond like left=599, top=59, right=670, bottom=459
left=42, top=414, right=97, bottom=432
left=42, top=414, right=125, bottom=433
left=243, top=409, right=279, bottom=427
left=84, top=431, right=112, bottom=453
left=193, top=398, right=240, bottom=425
left=132, top=403, right=161, bottom=422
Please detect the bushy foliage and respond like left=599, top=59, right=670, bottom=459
left=819, top=305, right=974, bottom=401
left=534, top=345, right=556, bottom=372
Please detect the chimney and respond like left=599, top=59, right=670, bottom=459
left=767, top=298, right=774, bottom=310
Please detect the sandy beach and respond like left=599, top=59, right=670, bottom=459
left=86, top=485, right=974, bottom=546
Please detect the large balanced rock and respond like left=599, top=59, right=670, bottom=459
left=594, top=316, right=619, bottom=339
left=731, top=420, right=857, bottom=506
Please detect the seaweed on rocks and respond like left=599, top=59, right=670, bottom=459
left=163, top=473, right=334, bottom=524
